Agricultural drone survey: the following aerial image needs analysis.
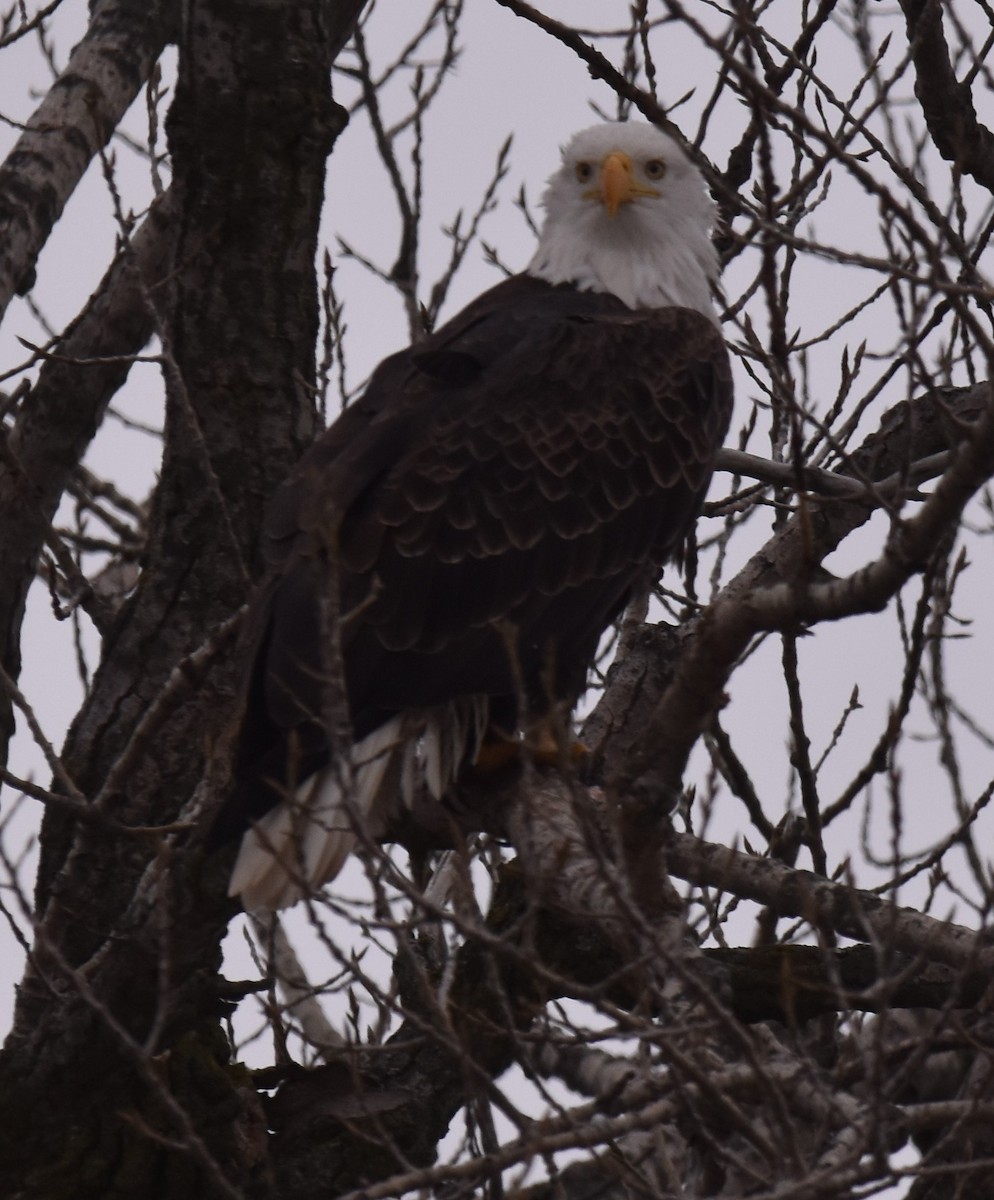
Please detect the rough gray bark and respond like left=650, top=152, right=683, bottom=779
left=0, top=0, right=176, bottom=321
left=0, top=2, right=362, bottom=1196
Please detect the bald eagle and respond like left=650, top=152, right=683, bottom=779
left=222, top=122, right=733, bottom=910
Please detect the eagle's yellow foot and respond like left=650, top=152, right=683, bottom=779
left=472, top=727, right=588, bottom=772
left=528, top=725, right=588, bottom=766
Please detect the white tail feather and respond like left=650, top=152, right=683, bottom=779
left=230, top=718, right=403, bottom=911
left=229, top=700, right=488, bottom=910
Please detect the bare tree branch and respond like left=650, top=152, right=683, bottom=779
left=0, top=0, right=176, bottom=320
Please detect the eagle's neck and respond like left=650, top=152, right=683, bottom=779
left=526, top=207, right=720, bottom=321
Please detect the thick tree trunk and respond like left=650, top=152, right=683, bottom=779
left=0, top=3, right=360, bottom=1196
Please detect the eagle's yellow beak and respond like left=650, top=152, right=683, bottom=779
left=595, top=151, right=659, bottom=217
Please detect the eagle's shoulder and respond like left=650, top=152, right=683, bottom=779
left=260, top=277, right=730, bottom=578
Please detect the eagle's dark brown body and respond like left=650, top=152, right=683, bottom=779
left=223, top=274, right=731, bottom=838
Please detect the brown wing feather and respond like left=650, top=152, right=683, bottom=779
left=224, top=274, right=732, bottom=831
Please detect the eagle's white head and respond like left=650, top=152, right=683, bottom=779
left=527, top=122, right=720, bottom=320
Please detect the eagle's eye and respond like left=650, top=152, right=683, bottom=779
left=574, top=161, right=593, bottom=183
left=644, top=158, right=667, bottom=181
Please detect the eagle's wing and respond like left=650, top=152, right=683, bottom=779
left=229, top=274, right=731, bottom=833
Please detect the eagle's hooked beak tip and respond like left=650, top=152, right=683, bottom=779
left=600, top=151, right=633, bottom=218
